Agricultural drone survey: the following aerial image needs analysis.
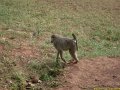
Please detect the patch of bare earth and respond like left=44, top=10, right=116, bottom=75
left=11, top=43, right=39, bottom=58
left=54, top=57, right=120, bottom=90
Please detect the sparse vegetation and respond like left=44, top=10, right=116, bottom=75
left=28, top=60, right=63, bottom=85
left=10, top=72, right=25, bottom=90
left=0, top=0, right=120, bottom=89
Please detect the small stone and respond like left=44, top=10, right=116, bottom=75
left=6, top=79, right=13, bottom=85
left=38, top=80, right=42, bottom=83
left=26, top=82, right=35, bottom=89
left=112, top=75, right=117, bottom=79
left=30, top=76, right=40, bottom=84
left=95, top=79, right=99, bottom=81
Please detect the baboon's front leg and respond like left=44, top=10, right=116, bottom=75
left=59, top=51, right=66, bottom=63
left=56, top=51, right=60, bottom=64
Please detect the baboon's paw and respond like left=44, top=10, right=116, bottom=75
left=72, top=60, right=78, bottom=64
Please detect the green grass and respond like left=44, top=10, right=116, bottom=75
left=0, top=0, right=120, bottom=89
left=28, top=60, right=63, bottom=88
left=10, top=72, right=25, bottom=90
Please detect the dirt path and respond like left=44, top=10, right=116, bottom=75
left=54, top=57, right=120, bottom=90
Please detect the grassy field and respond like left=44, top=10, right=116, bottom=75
left=0, top=0, right=120, bottom=89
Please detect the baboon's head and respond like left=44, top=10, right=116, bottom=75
left=51, top=35, right=56, bottom=43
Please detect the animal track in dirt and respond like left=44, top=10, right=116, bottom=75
left=53, top=57, right=120, bottom=90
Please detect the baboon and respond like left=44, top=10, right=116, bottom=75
left=51, top=34, right=78, bottom=64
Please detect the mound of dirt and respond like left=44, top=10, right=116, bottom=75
left=54, top=57, right=120, bottom=90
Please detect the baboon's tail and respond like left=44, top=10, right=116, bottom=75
left=72, top=34, right=78, bottom=51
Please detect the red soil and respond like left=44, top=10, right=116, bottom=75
left=54, top=57, right=120, bottom=90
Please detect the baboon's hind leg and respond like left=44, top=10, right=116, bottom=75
left=69, top=49, right=78, bottom=63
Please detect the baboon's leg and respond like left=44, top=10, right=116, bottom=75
left=59, top=50, right=66, bottom=63
left=56, top=51, right=60, bottom=64
left=69, top=49, right=78, bottom=63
